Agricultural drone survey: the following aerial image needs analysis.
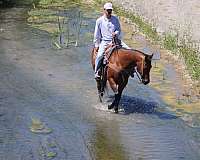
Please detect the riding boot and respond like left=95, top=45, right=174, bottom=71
left=95, top=58, right=103, bottom=80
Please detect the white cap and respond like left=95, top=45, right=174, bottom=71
left=104, top=2, right=113, bottom=10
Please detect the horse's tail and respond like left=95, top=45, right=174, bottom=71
left=91, top=47, right=96, bottom=71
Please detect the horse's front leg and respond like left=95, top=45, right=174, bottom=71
left=109, top=93, right=122, bottom=113
left=108, top=75, right=128, bottom=113
left=107, top=77, right=122, bottom=113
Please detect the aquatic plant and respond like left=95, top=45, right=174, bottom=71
left=30, top=118, right=52, bottom=134
left=28, top=1, right=87, bottom=48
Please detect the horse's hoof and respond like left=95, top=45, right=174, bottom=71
left=100, top=92, right=104, bottom=97
left=98, top=95, right=102, bottom=103
left=114, top=110, right=118, bottom=114
left=108, top=104, right=114, bottom=110
left=114, top=108, right=118, bottom=113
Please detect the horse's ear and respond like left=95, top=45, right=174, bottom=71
left=145, top=54, right=153, bottom=61
left=150, top=54, right=153, bottom=59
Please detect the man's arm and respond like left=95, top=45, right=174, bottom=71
left=114, top=17, right=121, bottom=38
left=93, top=19, right=101, bottom=48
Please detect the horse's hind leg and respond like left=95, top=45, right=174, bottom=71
left=107, top=77, right=119, bottom=111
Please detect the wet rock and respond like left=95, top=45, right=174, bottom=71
left=47, top=151, right=57, bottom=159
left=29, top=118, right=52, bottom=134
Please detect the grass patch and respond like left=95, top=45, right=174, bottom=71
left=163, top=34, right=177, bottom=51
left=179, top=44, right=200, bottom=80
left=162, top=32, right=200, bottom=80
left=113, top=6, right=159, bottom=41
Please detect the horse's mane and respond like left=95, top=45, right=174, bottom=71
left=117, top=48, right=152, bottom=57
left=131, top=49, right=153, bottom=57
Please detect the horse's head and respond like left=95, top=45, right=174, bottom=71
left=137, top=54, right=153, bottom=85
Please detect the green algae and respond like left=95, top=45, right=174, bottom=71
left=30, top=118, right=53, bottom=134
left=93, top=124, right=128, bottom=160
left=47, top=151, right=57, bottom=158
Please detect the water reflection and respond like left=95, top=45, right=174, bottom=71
left=92, top=121, right=128, bottom=160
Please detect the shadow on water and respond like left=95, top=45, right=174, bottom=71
left=106, top=95, right=177, bottom=120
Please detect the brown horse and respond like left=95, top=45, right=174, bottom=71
left=91, top=46, right=153, bottom=113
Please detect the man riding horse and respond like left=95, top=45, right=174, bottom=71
left=92, top=2, right=153, bottom=113
left=93, top=2, right=130, bottom=79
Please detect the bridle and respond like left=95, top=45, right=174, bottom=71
left=135, top=69, right=143, bottom=83
left=135, top=56, right=145, bottom=83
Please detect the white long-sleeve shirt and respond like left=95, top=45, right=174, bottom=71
left=93, top=15, right=121, bottom=48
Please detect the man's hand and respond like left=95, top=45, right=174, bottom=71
left=112, top=32, right=117, bottom=37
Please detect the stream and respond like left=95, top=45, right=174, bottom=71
left=0, top=4, right=200, bottom=160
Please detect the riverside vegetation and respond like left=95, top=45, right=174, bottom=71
left=14, top=0, right=200, bottom=83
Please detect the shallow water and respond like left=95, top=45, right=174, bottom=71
left=0, top=4, right=200, bottom=160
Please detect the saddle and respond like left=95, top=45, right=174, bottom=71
left=98, top=37, right=122, bottom=80
left=103, top=37, right=122, bottom=65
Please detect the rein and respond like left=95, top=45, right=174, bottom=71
left=135, top=69, right=142, bottom=83
left=136, top=55, right=145, bottom=83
